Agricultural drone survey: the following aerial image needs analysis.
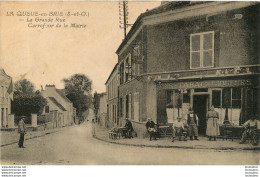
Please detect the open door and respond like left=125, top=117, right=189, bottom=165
left=193, top=95, right=208, bottom=135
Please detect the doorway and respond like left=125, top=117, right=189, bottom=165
left=193, top=95, right=208, bottom=135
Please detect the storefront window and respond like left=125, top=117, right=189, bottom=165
left=212, top=90, right=221, bottom=108
left=220, top=88, right=242, bottom=126
left=246, top=88, right=259, bottom=120
left=175, top=90, right=182, bottom=109
left=183, top=89, right=190, bottom=103
left=166, top=91, right=174, bottom=108
left=222, top=88, right=231, bottom=108
left=232, top=88, right=241, bottom=108
left=165, top=90, right=183, bottom=123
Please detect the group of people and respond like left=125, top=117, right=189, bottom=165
left=145, top=105, right=259, bottom=145
left=145, top=106, right=201, bottom=142
left=16, top=106, right=258, bottom=148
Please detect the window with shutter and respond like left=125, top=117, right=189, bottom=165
left=134, top=92, right=139, bottom=122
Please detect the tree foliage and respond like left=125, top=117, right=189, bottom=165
left=12, top=95, right=47, bottom=116
left=63, top=74, right=93, bottom=118
left=66, top=89, right=92, bottom=117
left=14, top=79, right=35, bottom=96
left=63, top=74, right=92, bottom=94
left=12, top=79, right=47, bottom=116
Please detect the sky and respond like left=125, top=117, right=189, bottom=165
left=0, top=1, right=160, bottom=93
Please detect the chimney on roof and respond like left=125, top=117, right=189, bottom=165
left=46, top=84, right=55, bottom=87
left=45, top=84, right=56, bottom=92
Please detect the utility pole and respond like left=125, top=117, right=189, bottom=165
left=119, top=1, right=132, bottom=39
left=123, top=1, right=127, bottom=38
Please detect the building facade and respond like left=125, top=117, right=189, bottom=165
left=96, top=93, right=107, bottom=128
left=41, top=85, right=74, bottom=127
left=0, top=68, right=13, bottom=128
left=116, top=2, right=259, bottom=137
left=105, top=64, right=119, bottom=129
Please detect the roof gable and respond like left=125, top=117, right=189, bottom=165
left=0, top=68, right=12, bottom=79
left=48, top=97, right=67, bottom=111
left=56, top=89, right=72, bottom=103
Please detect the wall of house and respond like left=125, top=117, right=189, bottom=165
left=41, top=86, right=73, bottom=126
left=118, top=29, right=143, bottom=63
left=98, top=94, right=107, bottom=128
left=107, top=98, right=118, bottom=128
left=119, top=78, right=146, bottom=122
left=145, top=80, right=157, bottom=122
left=146, top=5, right=259, bottom=73
left=0, top=70, right=12, bottom=128
left=106, top=67, right=119, bottom=128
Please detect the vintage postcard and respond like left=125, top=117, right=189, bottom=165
left=0, top=1, right=259, bottom=167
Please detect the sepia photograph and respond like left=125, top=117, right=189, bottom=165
left=0, top=0, right=259, bottom=170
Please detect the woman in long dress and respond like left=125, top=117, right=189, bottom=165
left=206, top=105, right=220, bottom=141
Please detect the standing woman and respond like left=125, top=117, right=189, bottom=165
left=206, top=105, right=220, bottom=141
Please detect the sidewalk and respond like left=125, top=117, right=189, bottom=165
left=0, top=127, right=64, bottom=147
left=94, top=125, right=260, bottom=151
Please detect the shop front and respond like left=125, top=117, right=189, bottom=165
left=156, top=76, right=259, bottom=136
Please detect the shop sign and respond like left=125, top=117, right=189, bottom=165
left=160, top=79, right=253, bottom=89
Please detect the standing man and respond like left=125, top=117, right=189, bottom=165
left=239, top=114, right=259, bottom=146
left=18, top=116, right=27, bottom=148
left=206, top=105, right=220, bottom=141
left=187, top=107, right=199, bottom=141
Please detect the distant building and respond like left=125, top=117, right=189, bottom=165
left=116, top=2, right=259, bottom=137
left=95, top=93, right=107, bottom=128
left=0, top=68, right=13, bottom=128
left=41, top=85, right=74, bottom=127
left=105, top=64, right=119, bottom=128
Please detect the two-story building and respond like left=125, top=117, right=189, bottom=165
left=95, top=93, right=107, bottom=128
left=116, top=2, right=259, bottom=137
left=0, top=68, right=13, bottom=128
left=41, top=85, right=74, bottom=127
left=105, top=64, right=119, bottom=129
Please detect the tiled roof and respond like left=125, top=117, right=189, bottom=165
left=48, top=97, right=67, bottom=111
left=56, top=89, right=72, bottom=103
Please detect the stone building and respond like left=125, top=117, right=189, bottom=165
left=105, top=64, right=119, bottom=129
left=0, top=68, right=13, bottom=128
left=41, top=85, right=74, bottom=127
left=116, top=2, right=259, bottom=137
left=96, top=93, right=107, bottom=128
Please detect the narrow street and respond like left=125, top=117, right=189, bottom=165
left=1, top=121, right=259, bottom=165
